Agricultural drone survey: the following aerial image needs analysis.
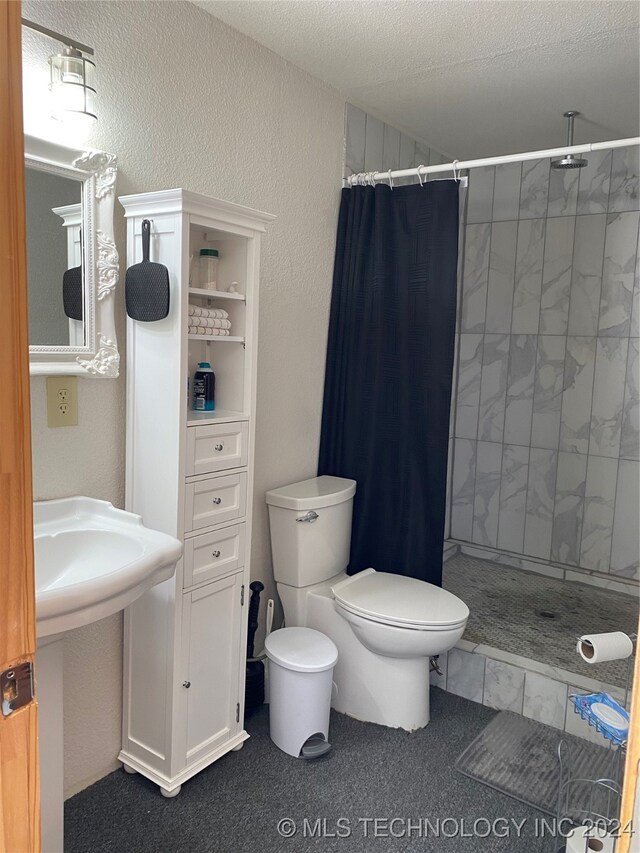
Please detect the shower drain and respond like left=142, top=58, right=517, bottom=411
left=536, top=609, right=558, bottom=620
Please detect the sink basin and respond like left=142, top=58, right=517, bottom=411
left=34, top=496, right=182, bottom=637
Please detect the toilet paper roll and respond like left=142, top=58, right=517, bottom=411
left=566, top=824, right=615, bottom=853
left=577, top=631, right=633, bottom=664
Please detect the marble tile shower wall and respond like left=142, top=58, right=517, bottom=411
left=343, top=103, right=449, bottom=182
left=451, top=147, right=640, bottom=584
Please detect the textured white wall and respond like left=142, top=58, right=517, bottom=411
left=23, top=0, right=344, bottom=795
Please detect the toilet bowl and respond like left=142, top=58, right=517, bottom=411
left=266, top=476, right=469, bottom=731
left=333, top=569, right=468, bottom=659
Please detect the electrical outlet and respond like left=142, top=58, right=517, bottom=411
left=47, top=377, right=78, bottom=428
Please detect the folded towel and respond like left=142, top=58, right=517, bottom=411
left=188, top=325, right=230, bottom=337
left=188, top=305, right=229, bottom=319
left=189, top=317, right=231, bottom=329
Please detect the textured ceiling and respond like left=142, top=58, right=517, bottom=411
left=193, top=0, right=640, bottom=158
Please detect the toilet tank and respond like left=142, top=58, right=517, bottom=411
left=266, top=476, right=356, bottom=587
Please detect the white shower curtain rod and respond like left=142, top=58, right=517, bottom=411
left=345, top=136, right=640, bottom=187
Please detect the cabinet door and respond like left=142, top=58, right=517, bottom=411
left=181, top=572, right=244, bottom=767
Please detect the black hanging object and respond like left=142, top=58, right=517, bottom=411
left=63, top=228, right=83, bottom=320
left=63, top=265, right=83, bottom=320
left=246, top=581, right=264, bottom=659
left=245, top=581, right=265, bottom=720
left=125, top=219, right=170, bottom=321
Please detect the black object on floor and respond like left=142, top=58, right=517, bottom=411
left=456, top=710, right=614, bottom=815
left=125, top=218, right=170, bottom=322
left=65, top=690, right=557, bottom=852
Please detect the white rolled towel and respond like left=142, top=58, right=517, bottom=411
left=188, top=305, right=229, bottom=319
left=188, top=326, right=230, bottom=336
left=189, top=317, right=231, bottom=329
left=188, top=325, right=230, bottom=336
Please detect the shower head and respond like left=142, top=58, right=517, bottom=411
left=551, top=111, right=588, bottom=170
left=552, top=153, right=589, bottom=170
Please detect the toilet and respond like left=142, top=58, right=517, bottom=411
left=265, top=475, right=469, bottom=731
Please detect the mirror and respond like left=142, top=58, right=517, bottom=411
left=26, top=134, right=120, bottom=377
left=26, top=168, right=83, bottom=346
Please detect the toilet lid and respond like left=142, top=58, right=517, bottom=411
left=331, top=569, right=469, bottom=629
left=265, top=627, right=338, bottom=673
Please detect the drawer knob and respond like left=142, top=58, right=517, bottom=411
left=212, top=497, right=222, bottom=505
left=215, top=444, right=224, bottom=451
left=183, top=681, right=191, bottom=689
left=212, top=550, right=221, bottom=558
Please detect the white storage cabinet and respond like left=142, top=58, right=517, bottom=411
left=119, top=189, right=274, bottom=796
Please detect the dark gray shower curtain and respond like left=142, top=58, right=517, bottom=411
left=318, top=180, right=459, bottom=586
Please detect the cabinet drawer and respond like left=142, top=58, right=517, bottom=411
left=186, top=422, right=248, bottom=476
left=185, top=472, right=247, bottom=532
left=184, top=523, right=246, bottom=588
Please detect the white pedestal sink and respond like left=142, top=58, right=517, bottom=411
left=34, top=497, right=182, bottom=853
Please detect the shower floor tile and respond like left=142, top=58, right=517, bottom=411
left=443, top=554, right=638, bottom=688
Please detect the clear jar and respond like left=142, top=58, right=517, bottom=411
left=198, top=248, right=219, bottom=290
left=188, top=252, right=199, bottom=288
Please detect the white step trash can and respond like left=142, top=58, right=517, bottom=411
left=264, top=627, right=338, bottom=759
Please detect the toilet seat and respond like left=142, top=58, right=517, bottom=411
left=331, top=569, right=469, bottom=631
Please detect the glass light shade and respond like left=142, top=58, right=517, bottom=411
left=50, top=48, right=97, bottom=123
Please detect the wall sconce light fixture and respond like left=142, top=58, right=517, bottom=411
left=22, top=18, right=97, bottom=125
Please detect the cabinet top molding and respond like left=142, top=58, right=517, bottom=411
left=119, top=189, right=276, bottom=234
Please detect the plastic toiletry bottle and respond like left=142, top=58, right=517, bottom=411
left=198, top=248, right=219, bottom=291
left=193, top=362, right=215, bottom=411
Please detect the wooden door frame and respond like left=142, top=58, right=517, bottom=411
left=0, top=1, right=41, bottom=851
left=619, top=623, right=639, bottom=853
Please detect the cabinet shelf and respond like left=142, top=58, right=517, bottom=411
left=188, top=288, right=245, bottom=301
left=187, top=409, right=249, bottom=426
left=187, top=334, right=245, bottom=343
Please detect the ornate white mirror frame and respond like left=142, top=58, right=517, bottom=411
left=26, top=134, right=120, bottom=377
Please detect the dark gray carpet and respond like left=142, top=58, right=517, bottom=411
left=65, top=690, right=562, bottom=852
left=456, top=711, right=615, bottom=816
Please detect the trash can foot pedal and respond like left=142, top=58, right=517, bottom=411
left=300, top=736, right=331, bottom=759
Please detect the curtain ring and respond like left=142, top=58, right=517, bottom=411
left=417, top=165, right=425, bottom=187
left=387, top=169, right=394, bottom=190
left=452, top=159, right=461, bottom=182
